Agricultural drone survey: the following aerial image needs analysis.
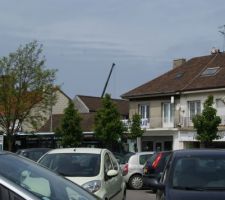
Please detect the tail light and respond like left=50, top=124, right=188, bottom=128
left=123, top=163, right=128, bottom=176
left=152, top=153, right=162, bottom=169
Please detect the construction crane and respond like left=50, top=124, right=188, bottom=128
left=101, top=63, right=115, bottom=98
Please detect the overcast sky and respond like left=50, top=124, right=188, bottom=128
left=1, top=0, right=225, bottom=99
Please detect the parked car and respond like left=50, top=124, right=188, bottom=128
left=143, top=151, right=172, bottom=191
left=154, top=149, right=225, bottom=200
left=123, top=151, right=154, bottom=189
left=0, top=151, right=100, bottom=200
left=38, top=148, right=126, bottom=200
left=16, top=148, right=52, bottom=161
left=113, top=151, right=135, bottom=170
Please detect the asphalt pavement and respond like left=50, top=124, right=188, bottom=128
left=127, top=189, right=156, bottom=200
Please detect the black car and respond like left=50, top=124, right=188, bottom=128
left=154, top=149, right=225, bottom=200
left=16, top=148, right=52, bottom=161
left=143, top=151, right=171, bottom=191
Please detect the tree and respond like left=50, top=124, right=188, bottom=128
left=56, top=101, right=83, bottom=147
left=94, top=93, right=126, bottom=150
left=192, top=95, right=221, bottom=147
left=0, top=41, right=57, bottom=151
left=129, top=113, right=144, bottom=138
left=129, top=113, right=144, bottom=152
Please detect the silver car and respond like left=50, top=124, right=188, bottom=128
left=123, top=152, right=154, bottom=189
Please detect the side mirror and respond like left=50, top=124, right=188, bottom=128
left=107, top=169, right=118, bottom=177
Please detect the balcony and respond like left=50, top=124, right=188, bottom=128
left=180, top=115, right=225, bottom=128
left=122, top=115, right=225, bottom=130
left=122, top=117, right=179, bottom=129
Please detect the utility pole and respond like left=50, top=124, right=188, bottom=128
left=219, top=25, right=225, bottom=52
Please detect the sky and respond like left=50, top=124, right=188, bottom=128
left=0, top=0, right=225, bottom=99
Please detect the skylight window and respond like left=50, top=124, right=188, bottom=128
left=175, top=72, right=184, bottom=79
left=201, top=67, right=220, bottom=76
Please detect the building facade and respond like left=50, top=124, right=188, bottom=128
left=122, top=51, right=225, bottom=151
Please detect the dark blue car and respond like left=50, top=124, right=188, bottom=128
left=155, top=149, right=225, bottom=200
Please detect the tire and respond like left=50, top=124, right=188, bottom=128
left=128, top=174, right=143, bottom=190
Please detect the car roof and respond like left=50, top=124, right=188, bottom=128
left=18, top=148, right=51, bottom=152
left=173, top=149, right=225, bottom=157
left=46, top=147, right=106, bottom=154
left=134, top=151, right=154, bottom=156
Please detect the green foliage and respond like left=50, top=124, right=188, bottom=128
left=0, top=41, right=57, bottom=150
left=94, top=93, right=126, bottom=149
left=192, top=95, right=221, bottom=145
left=129, top=113, right=144, bottom=139
left=56, top=101, right=83, bottom=147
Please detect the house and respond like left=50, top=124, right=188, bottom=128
left=13, top=88, right=71, bottom=150
left=23, top=88, right=71, bottom=132
left=39, top=95, right=129, bottom=147
left=122, top=51, right=225, bottom=151
left=74, top=95, right=129, bottom=119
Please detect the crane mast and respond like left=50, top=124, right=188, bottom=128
left=101, top=63, right=115, bottom=98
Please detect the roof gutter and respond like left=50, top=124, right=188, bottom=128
left=122, top=92, right=180, bottom=100
left=181, top=87, right=225, bottom=94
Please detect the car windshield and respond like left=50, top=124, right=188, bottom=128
left=172, top=155, right=225, bottom=190
left=39, top=153, right=101, bottom=177
left=0, top=152, right=99, bottom=200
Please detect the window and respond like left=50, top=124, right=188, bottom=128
left=138, top=104, right=150, bottom=127
left=201, top=67, right=220, bottom=76
left=138, top=104, right=149, bottom=119
left=139, top=154, right=153, bottom=165
left=104, top=153, right=113, bottom=173
left=175, top=72, right=184, bottom=79
left=188, top=101, right=201, bottom=119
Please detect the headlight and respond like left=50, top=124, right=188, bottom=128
left=82, top=180, right=101, bottom=193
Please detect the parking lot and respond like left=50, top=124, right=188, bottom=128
left=127, top=189, right=156, bottom=200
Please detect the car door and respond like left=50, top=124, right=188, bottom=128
left=104, top=152, right=120, bottom=200
left=109, top=152, right=124, bottom=200
left=0, top=183, right=30, bottom=200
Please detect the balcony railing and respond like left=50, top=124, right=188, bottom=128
left=122, top=119, right=149, bottom=129
left=181, top=115, right=225, bottom=128
left=122, top=115, right=225, bottom=129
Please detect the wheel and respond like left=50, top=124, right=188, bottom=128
left=128, top=174, right=143, bottom=190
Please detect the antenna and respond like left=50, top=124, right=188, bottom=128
left=219, top=25, right=225, bottom=52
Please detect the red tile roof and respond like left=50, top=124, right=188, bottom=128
left=38, top=113, right=96, bottom=132
left=77, top=95, right=129, bottom=116
left=122, top=53, right=225, bottom=99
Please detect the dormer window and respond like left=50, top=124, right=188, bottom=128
left=201, top=67, right=220, bottom=76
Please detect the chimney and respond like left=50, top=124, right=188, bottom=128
left=173, top=58, right=186, bottom=69
left=211, top=47, right=221, bottom=54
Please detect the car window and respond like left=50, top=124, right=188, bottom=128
left=139, top=154, right=153, bottom=165
left=0, top=153, right=98, bottom=200
left=110, top=153, right=119, bottom=171
left=172, top=155, right=225, bottom=189
left=39, top=153, right=100, bottom=177
left=104, top=153, right=113, bottom=172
